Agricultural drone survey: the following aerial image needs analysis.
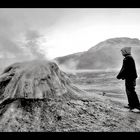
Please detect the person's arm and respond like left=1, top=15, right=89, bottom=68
left=116, top=58, right=127, bottom=80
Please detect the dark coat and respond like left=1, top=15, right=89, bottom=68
left=117, top=54, right=138, bottom=80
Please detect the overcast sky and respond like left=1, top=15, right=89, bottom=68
left=0, top=8, right=140, bottom=60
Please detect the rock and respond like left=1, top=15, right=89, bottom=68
left=102, top=92, right=106, bottom=96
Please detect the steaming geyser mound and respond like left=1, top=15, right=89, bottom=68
left=0, top=60, right=84, bottom=103
left=0, top=60, right=88, bottom=131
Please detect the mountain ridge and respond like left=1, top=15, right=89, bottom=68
left=55, top=37, right=140, bottom=70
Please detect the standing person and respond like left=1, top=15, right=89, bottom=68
left=116, top=47, right=140, bottom=111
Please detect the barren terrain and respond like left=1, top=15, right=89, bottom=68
left=67, top=69, right=140, bottom=131
left=0, top=61, right=140, bottom=132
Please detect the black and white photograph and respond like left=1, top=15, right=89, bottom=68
left=0, top=8, right=140, bottom=132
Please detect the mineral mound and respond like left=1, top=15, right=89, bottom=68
left=0, top=60, right=88, bottom=132
left=0, top=60, right=83, bottom=102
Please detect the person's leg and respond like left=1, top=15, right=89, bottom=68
left=125, top=79, right=140, bottom=109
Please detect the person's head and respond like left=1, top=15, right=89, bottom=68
left=121, top=47, right=131, bottom=57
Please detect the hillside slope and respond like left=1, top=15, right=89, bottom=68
left=55, top=37, right=140, bottom=70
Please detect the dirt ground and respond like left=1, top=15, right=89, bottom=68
left=67, top=70, right=140, bottom=132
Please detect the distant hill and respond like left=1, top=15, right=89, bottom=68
left=55, top=37, right=140, bottom=70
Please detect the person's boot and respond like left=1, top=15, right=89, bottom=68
left=124, top=105, right=130, bottom=109
left=129, top=107, right=135, bottom=111
left=124, top=104, right=134, bottom=110
left=135, top=106, right=140, bottom=110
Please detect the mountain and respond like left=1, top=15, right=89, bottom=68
left=55, top=37, right=140, bottom=70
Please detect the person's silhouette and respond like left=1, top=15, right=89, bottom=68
left=116, top=47, right=140, bottom=111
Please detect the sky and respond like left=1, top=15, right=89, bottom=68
left=1, top=8, right=140, bottom=60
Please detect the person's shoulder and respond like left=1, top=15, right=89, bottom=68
left=128, top=55, right=134, bottom=60
left=125, top=55, right=135, bottom=63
